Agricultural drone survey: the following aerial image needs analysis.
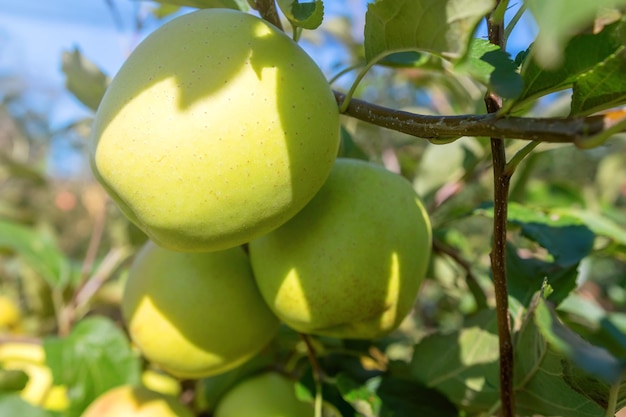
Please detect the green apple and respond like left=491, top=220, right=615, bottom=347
left=90, top=9, right=339, bottom=252
left=214, top=372, right=312, bottom=417
left=80, top=385, right=193, bottom=417
left=121, top=242, right=280, bottom=379
left=249, top=158, right=432, bottom=339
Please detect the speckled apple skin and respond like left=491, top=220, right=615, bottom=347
left=121, top=242, right=280, bottom=379
left=249, top=158, right=432, bottom=340
left=91, top=9, right=339, bottom=252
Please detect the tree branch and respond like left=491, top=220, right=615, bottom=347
left=334, top=91, right=626, bottom=146
left=485, top=5, right=514, bottom=417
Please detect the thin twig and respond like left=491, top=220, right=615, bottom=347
left=299, top=333, right=324, bottom=417
left=485, top=4, right=515, bottom=416
left=334, top=91, right=626, bottom=145
left=432, top=239, right=488, bottom=311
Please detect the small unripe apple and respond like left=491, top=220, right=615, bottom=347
left=249, top=158, right=432, bottom=339
left=121, top=242, right=280, bottom=379
left=90, top=9, right=339, bottom=252
left=214, top=373, right=312, bottom=417
left=80, top=385, right=192, bottom=417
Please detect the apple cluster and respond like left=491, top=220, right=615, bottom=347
left=88, top=6, right=432, bottom=410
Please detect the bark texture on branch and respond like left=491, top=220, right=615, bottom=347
left=335, top=91, right=626, bottom=146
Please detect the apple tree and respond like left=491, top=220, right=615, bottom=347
left=1, top=0, right=626, bottom=416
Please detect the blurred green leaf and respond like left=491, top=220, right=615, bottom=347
left=0, top=155, right=47, bottom=186
left=376, top=51, right=426, bottom=67
left=337, top=126, right=368, bottom=160
left=514, top=296, right=608, bottom=416
left=410, top=309, right=500, bottom=413
left=336, top=373, right=382, bottom=415
left=43, top=316, right=141, bottom=417
left=364, top=0, right=495, bottom=62
left=535, top=297, right=625, bottom=385
left=0, top=220, right=74, bottom=289
left=516, top=20, right=626, bottom=106
left=456, top=39, right=523, bottom=99
left=556, top=208, right=626, bottom=247
left=0, top=394, right=54, bottom=417
left=277, top=0, right=324, bottom=30
left=476, top=202, right=595, bottom=266
left=505, top=244, right=579, bottom=306
left=525, top=0, right=626, bottom=69
left=61, top=48, right=110, bottom=112
left=561, top=359, right=626, bottom=412
left=142, top=0, right=248, bottom=9
left=377, top=376, right=458, bottom=416
left=570, top=47, right=626, bottom=115
left=558, top=294, right=626, bottom=359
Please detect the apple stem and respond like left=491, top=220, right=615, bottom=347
left=299, top=333, right=324, bottom=416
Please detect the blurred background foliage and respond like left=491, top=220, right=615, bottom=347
left=0, top=1, right=626, bottom=416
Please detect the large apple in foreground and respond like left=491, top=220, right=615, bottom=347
left=214, top=373, right=312, bottom=417
left=249, top=158, right=432, bottom=339
left=121, top=242, right=280, bottom=379
left=90, top=9, right=339, bottom=252
left=80, top=385, right=192, bottom=417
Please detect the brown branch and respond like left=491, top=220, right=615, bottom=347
left=334, top=91, right=626, bottom=145
left=486, top=5, right=515, bottom=417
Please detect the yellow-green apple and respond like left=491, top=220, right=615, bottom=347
left=249, top=158, right=432, bottom=339
left=80, top=385, right=192, bottom=417
left=214, top=372, right=312, bottom=417
left=0, top=342, right=69, bottom=411
left=121, top=242, right=280, bottom=379
left=90, top=9, right=339, bottom=252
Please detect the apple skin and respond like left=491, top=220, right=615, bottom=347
left=121, top=242, right=280, bottom=379
left=80, top=385, right=193, bottom=417
left=249, top=158, right=432, bottom=340
left=214, top=373, right=312, bottom=417
left=90, top=9, right=339, bottom=252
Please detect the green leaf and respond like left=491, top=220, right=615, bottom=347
left=0, top=220, right=74, bottom=289
left=558, top=294, right=626, bottom=359
left=410, top=309, right=500, bottom=413
left=145, top=0, right=248, bottom=9
left=455, top=39, right=523, bottom=99
left=61, top=48, right=110, bottom=112
left=570, top=46, right=626, bottom=115
left=525, top=0, right=626, bottom=69
left=514, top=298, right=608, bottom=417
left=476, top=202, right=595, bottom=266
left=43, top=316, right=141, bottom=417
left=555, top=208, right=626, bottom=247
left=277, top=0, right=324, bottom=30
left=561, top=359, right=626, bottom=412
left=336, top=373, right=382, bottom=415
left=337, top=126, right=368, bottom=160
left=0, top=394, right=54, bottom=417
left=376, top=51, right=426, bottom=67
left=516, top=20, right=625, bottom=106
left=364, top=0, right=496, bottom=62
left=377, top=377, right=458, bottom=417
left=535, top=297, right=625, bottom=385
left=505, top=244, right=579, bottom=306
